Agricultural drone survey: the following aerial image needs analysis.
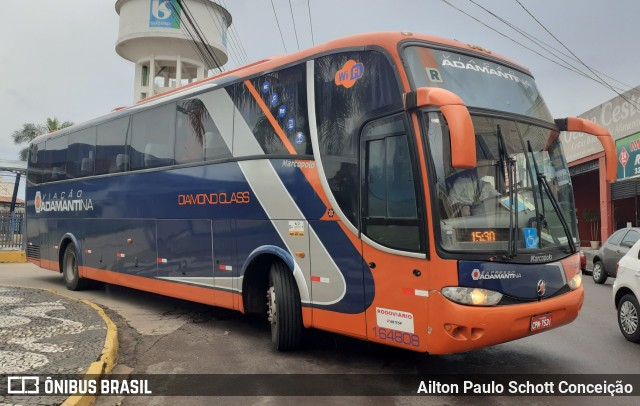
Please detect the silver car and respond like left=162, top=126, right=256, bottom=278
left=592, top=227, right=640, bottom=284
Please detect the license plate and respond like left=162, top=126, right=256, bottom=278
left=530, top=313, right=552, bottom=331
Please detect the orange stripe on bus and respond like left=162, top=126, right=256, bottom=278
left=297, top=163, right=333, bottom=217
left=410, top=113, right=438, bottom=262
left=41, top=259, right=59, bottom=272
left=244, top=80, right=298, bottom=155
left=301, top=306, right=312, bottom=328
left=243, top=80, right=334, bottom=217
left=312, top=308, right=367, bottom=339
left=80, top=266, right=243, bottom=311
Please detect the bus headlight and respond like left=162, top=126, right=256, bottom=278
left=441, top=287, right=503, bottom=306
left=568, top=270, right=582, bottom=290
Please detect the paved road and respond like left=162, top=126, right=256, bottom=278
left=1, top=263, right=638, bottom=405
left=0, top=285, right=107, bottom=406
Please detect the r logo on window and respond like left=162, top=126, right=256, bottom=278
left=426, top=68, right=444, bottom=83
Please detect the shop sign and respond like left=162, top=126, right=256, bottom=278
left=561, top=85, right=640, bottom=163
left=616, top=132, right=640, bottom=180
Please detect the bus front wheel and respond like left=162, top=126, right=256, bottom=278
left=266, top=262, right=302, bottom=351
left=63, top=245, right=89, bottom=291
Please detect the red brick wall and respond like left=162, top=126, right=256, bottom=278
left=572, top=171, right=601, bottom=246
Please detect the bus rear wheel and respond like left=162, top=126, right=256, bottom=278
left=63, top=245, right=89, bottom=291
left=266, top=262, right=302, bottom=351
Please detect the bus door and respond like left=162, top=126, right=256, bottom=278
left=360, top=114, right=429, bottom=352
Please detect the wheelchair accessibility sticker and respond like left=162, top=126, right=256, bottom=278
left=524, top=227, right=539, bottom=249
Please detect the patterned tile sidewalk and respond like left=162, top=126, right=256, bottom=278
left=0, top=285, right=107, bottom=405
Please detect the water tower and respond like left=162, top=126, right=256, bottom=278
left=115, top=0, right=231, bottom=102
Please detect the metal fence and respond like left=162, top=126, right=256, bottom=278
left=0, top=212, right=24, bottom=250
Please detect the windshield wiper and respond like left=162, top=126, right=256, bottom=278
left=497, top=125, right=518, bottom=259
left=526, top=141, right=577, bottom=253
left=522, top=141, right=545, bottom=249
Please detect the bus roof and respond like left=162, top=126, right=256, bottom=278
left=32, top=31, right=530, bottom=145
left=136, top=31, right=529, bottom=107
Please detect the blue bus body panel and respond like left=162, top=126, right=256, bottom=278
left=458, top=260, right=566, bottom=300
left=157, top=219, right=213, bottom=279
left=27, top=159, right=372, bottom=313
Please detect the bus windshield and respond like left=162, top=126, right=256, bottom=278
left=404, top=46, right=553, bottom=123
left=425, top=113, right=578, bottom=257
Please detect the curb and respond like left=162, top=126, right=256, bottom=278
left=0, top=251, right=26, bottom=263
left=4, top=286, right=119, bottom=406
left=60, top=294, right=119, bottom=406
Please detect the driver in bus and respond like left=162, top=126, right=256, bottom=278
left=449, top=173, right=500, bottom=217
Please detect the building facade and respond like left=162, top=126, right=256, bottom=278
left=561, top=85, right=640, bottom=246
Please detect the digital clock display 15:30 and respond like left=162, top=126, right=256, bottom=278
left=471, top=230, right=496, bottom=242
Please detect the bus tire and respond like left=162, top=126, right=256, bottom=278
left=592, top=260, right=607, bottom=284
left=62, top=245, right=89, bottom=291
left=266, top=261, right=302, bottom=351
left=617, top=294, right=640, bottom=343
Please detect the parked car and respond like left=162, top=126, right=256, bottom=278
left=612, top=239, right=640, bottom=343
left=580, top=250, right=586, bottom=273
left=592, top=227, right=640, bottom=284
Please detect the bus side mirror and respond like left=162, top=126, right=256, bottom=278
left=555, top=117, right=616, bottom=182
left=405, top=87, right=476, bottom=169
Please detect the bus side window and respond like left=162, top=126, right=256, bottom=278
left=175, top=97, right=230, bottom=164
left=130, top=103, right=176, bottom=170
left=67, top=127, right=96, bottom=178
left=96, top=117, right=130, bottom=175
left=44, top=136, right=68, bottom=182
left=233, top=63, right=311, bottom=156
left=28, top=143, right=41, bottom=184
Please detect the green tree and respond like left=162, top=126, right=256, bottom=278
left=11, top=117, right=73, bottom=161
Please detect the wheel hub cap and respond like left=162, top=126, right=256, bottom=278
left=593, top=264, right=601, bottom=279
left=620, top=301, right=638, bottom=335
left=266, top=286, right=276, bottom=325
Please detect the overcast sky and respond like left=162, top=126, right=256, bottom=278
left=1, top=0, right=638, bottom=165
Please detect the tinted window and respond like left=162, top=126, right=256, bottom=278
left=67, top=127, right=96, bottom=178
left=130, top=103, right=176, bottom=170
left=315, top=51, right=403, bottom=226
left=176, top=97, right=230, bottom=163
left=233, top=64, right=311, bottom=156
left=621, top=230, right=640, bottom=247
left=362, top=115, right=420, bottom=252
left=607, top=229, right=627, bottom=246
left=28, top=143, right=42, bottom=184
left=404, top=46, right=553, bottom=123
left=96, top=117, right=129, bottom=175
left=43, top=136, right=68, bottom=182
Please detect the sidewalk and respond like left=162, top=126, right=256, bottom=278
left=0, top=285, right=117, bottom=406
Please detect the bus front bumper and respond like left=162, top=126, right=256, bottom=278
left=425, top=286, right=584, bottom=354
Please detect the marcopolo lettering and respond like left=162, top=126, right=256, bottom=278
left=530, top=254, right=553, bottom=263
left=282, top=160, right=316, bottom=169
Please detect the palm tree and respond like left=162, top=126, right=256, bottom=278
left=11, top=117, right=73, bottom=160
